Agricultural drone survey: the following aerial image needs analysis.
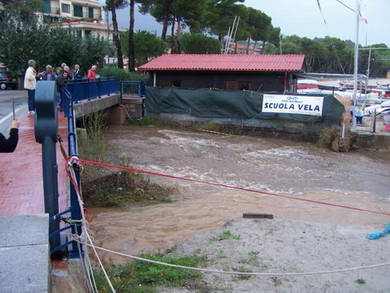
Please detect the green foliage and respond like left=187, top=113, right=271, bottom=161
left=180, top=33, right=221, bottom=54
left=0, top=0, right=43, bottom=14
left=264, top=35, right=390, bottom=77
left=138, top=0, right=210, bottom=34
left=211, top=230, right=240, bottom=241
left=95, top=254, right=206, bottom=292
left=0, top=11, right=110, bottom=75
left=120, top=30, right=167, bottom=65
left=128, top=116, right=157, bottom=126
left=99, top=66, right=145, bottom=80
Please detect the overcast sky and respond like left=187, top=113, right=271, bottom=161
left=113, top=0, right=390, bottom=46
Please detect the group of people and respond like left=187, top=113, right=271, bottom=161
left=0, top=60, right=99, bottom=153
left=24, top=60, right=98, bottom=114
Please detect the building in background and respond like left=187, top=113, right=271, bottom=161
left=41, top=0, right=113, bottom=39
left=139, top=54, right=305, bottom=93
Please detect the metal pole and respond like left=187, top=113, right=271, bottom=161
left=42, top=136, right=60, bottom=251
left=352, top=0, right=360, bottom=127
left=367, top=46, right=372, bottom=80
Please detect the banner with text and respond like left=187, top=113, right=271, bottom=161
left=262, top=94, right=324, bottom=116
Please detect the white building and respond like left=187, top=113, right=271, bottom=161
left=42, top=0, right=113, bottom=39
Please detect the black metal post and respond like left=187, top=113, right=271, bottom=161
left=34, top=81, right=61, bottom=256
left=42, top=136, right=60, bottom=251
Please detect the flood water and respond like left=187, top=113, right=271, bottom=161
left=89, top=126, right=390, bottom=262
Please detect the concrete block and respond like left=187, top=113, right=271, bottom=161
left=0, top=215, right=49, bottom=293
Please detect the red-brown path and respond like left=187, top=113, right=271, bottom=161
left=0, top=114, right=69, bottom=216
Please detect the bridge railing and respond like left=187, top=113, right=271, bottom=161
left=65, top=78, right=120, bottom=103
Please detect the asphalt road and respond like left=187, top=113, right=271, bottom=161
left=0, top=90, right=27, bottom=134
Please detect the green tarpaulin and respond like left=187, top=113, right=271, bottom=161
left=146, top=87, right=345, bottom=126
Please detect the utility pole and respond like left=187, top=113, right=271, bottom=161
left=352, top=0, right=360, bottom=127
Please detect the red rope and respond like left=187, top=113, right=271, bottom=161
left=79, top=158, right=390, bottom=218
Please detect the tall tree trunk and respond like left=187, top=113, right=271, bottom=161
left=246, top=36, right=251, bottom=54
left=161, top=0, right=172, bottom=40
left=128, top=0, right=135, bottom=71
left=111, top=7, right=124, bottom=69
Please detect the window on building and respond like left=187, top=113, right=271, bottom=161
left=239, top=81, right=251, bottom=91
left=224, top=80, right=239, bottom=90
left=85, top=30, right=91, bottom=37
left=43, top=0, right=51, bottom=14
left=73, top=5, right=83, bottom=17
left=172, top=80, right=181, bottom=87
left=61, top=3, right=70, bottom=14
left=88, top=7, right=94, bottom=19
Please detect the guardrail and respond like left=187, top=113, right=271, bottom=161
left=65, top=78, right=120, bottom=103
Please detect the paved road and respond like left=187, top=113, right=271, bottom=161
left=0, top=90, right=27, bottom=133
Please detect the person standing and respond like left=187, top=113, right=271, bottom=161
left=41, top=65, right=57, bottom=81
left=0, top=119, right=19, bottom=153
left=87, top=65, right=97, bottom=81
left=72, top=64, right=82, bottom=80
left=57, top=66, right=72, bottom=111
left=24, top=60, right=37, bottom=114
left=356, top=107, right=364, bottom=126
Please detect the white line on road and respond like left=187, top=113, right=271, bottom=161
left=0, top=106, right=26, bottom=126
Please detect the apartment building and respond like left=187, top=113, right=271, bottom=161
left=42, top=0, right=112, bottom=39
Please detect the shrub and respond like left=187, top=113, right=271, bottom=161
left=99, top=66, right=146, bottom=81
left=317, top=127, right=339, bottom=148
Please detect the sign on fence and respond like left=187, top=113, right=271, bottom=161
left=262, top=94, right=324, bottom=116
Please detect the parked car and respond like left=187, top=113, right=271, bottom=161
left=0, top=68, right=17, bottom=90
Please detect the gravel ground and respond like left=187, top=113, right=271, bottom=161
left=173, top=218, right=390, bottom=292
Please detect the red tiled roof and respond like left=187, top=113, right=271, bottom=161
left=138, top=54, right=305, bottom=72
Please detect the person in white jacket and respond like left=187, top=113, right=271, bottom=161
left=24, top=59, right=37, bottom=114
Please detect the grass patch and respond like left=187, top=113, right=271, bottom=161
left=211, top=230, right=240, bottom=241
left=239, top=251, right=259, bottom=266
left=95, top=254, right=206, bottom=292
left=82, top=171, right=175, bottom=207
left=232, top=266, right=253, bottom=281
left=128, top=116, right=158, bottom=126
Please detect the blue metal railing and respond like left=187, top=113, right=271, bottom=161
left=56, top=78, right=144, bottom=257
left=61, top=88, right=82, bottom=258
left=65, top=78, right=120, bottom=103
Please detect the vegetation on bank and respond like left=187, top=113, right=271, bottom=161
left=78, top=112, right=175, bottom=208
left=95, top=253, right=207, bottom=292
left=82, top=171, right=174, bottom=207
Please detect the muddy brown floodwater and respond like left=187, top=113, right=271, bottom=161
left=89, top=126, right=390, bottom=264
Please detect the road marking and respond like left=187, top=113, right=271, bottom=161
left=0, top=106, right=26, bottom=126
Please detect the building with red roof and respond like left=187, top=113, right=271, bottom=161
left=139, top=54, right=305, bottom=92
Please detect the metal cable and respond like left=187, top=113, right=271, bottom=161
left=74, top=238, right=390, bottom=277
